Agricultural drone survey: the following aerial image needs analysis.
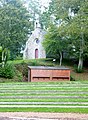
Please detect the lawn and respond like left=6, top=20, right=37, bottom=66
left=0, top=81, right=88, bottom=113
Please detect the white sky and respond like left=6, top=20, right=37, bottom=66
left=24, top=0, right=50, bottom=10
left=39, top=0, right=50, bottom=7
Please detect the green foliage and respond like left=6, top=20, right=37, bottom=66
left=0, top=52, right=2, bottom=63
left=15, top=70, right=23, bottom=82
left=28, top=0, right=41, bottom=30
left=0, top=63, right=15, bottom=79
left=0, top=46, right=2, bottom=63
left=15, top=55, right=23, bottom=60
left=44, top=0, right=88, bottom=68
left=39, top=11, right=51, bottom=29
left=43, top=24, right=68, bottom=65
left=70, top=76, right=75, bottom=81
left=0, top=46, right=2, bottom=52
left=0, top=0, right=30, bottom=58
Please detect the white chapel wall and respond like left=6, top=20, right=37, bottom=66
left=23, top=27, right=46, bottom=59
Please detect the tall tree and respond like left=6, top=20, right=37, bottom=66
left=0, top=0, right=30, bottom=63
left=44, top=0, right=88, bottom=70
left=43, top=24, right=67, bottom=66
left=68, top=1, right=88, bottom=70
left=27, top=0, right=41, bottom=30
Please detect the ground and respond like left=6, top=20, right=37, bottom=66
left=0, top=112, right=88, bottom=120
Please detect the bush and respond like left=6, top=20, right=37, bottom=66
left=70, top=76, right=75, bottom=81
left=15, top=62, right=28, bottom=81
left=15, top=70, right=23, bottom=82
left=0, top=63, right=15, bottom=79
left=15, top=55, right=23, bottom=60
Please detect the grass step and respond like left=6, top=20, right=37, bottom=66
left=0, top=90, right=88, bottom=92
left=0, top=81, right=88, bottom=112
left=0, top=94, right=88, bottom=97
left=0, top=98, right=88, bottom=102
left=0, top=87, right=88, bottom=92
left=0, top=82, right=87, bottom=85
left=0, top=89, right=88, bottom=94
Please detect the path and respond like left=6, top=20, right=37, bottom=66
left=0, top=112, right=88, bottom=120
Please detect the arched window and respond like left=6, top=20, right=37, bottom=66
left=35, top=38, right=39, bottom=44
left=35, top=49, right=38, bottom=58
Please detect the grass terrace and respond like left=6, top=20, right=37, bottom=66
left=0, top=81, right=88, bottom=113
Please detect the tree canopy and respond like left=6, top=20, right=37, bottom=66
left=0, top=0, right=30, bottom=59
left=43, top=0, right=88, bottom=70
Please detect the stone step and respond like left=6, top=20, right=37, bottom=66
left=0, top=86, right=88, bottom=89
left=0, top=102, right=88, bottom=105
left=0, top=105, right=88, bottom=108
left=0, top=96, right=88, bottom=99
left=0, top=117, right=57, bottom=120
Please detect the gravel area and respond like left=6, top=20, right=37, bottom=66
left=0, top=112, right=88, bottom=120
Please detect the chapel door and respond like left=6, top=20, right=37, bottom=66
left=35, top=49, right=38, bottom=58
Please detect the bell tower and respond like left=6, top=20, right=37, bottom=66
left=34, top=19, right=41, bottom=29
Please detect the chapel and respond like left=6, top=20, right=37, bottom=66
left=23, top=20, right=46, bottom=59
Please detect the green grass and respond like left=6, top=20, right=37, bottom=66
left=0, top=88, right=87, bottom=91
left=0, top=81, right=88, bottom=113
left=0, top=107, right=88, bottom=113
left=0, top=98, right=88, bottom=102
left=8, top=58, right=54, bottom=66
left=0, top=93, right=88, bottom=96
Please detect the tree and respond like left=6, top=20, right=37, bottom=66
left=43, top=24, right=67, bottom=66
left=0, top=0, right=30, bottom=64
left=39, top=11, right=51, bottom=29
left=61, top=0, right=88, bottom=71
left=43, top=0, right=88, bottom=70
left=0, top=46, right=2, bottom=63
left=27, top=0, right=41, bottom=30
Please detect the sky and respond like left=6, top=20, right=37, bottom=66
left=39, top=0, right=50, bottom=7
left=24, top=0, right=50, bottom=10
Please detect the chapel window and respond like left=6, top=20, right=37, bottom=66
left=35, top=38, right=39, bottom=44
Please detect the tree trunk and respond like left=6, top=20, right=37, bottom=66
left=78, top=54, right=83, bottom=71
left=2, top=48, right=8, bottom=67
left=2, top=50, right=5, bottom=67
left=78, top=31, right=84, bottom=71
left=59, top=51, right=62, bottom=66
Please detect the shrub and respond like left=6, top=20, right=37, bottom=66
left=15, top=70, right=23, bottom=82
left=70, top=76, right=75, bottom=81
left=15, top=62, right=28, bottom=81
left=0, top=63, right=15, bottom=79
left=15, top=55, right=23, bottom=60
